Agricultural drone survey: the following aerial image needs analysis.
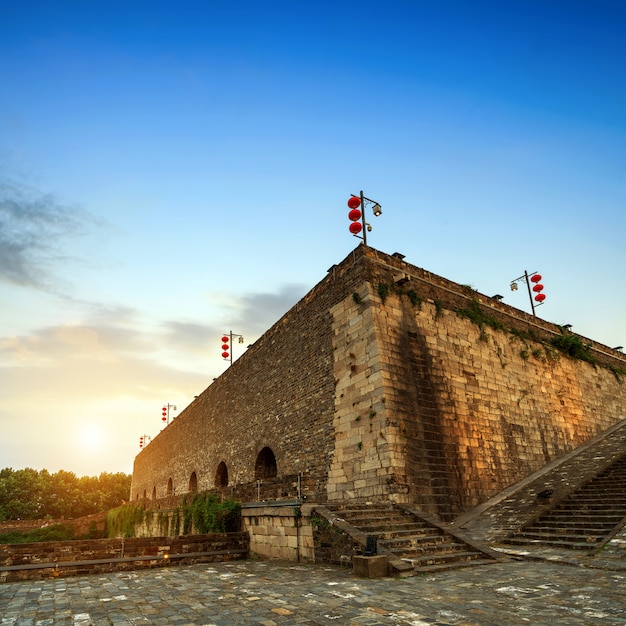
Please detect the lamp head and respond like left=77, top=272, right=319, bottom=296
left=510, top=282, right=518, bottom=291
left=372, top=203, right=382, bottom=217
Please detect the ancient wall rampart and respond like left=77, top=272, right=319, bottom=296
left=131, top=246, right=626, bottom=521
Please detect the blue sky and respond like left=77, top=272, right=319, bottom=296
left=1, top=0, right=624, bottom=477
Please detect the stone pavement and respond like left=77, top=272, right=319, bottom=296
left=2, top=551, right=626, bottom=626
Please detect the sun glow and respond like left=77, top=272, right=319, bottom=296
left=80, top=426, right=103, bottom=448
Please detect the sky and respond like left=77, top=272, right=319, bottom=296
left=1, top=0, right=624, bottom=478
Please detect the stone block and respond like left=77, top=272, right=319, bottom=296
left=353, top=555, right=389, bottom=578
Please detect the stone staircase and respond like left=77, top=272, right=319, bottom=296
left=503, top=453, right=626, bottom=550
left=325, top=502, right=498, bottom=574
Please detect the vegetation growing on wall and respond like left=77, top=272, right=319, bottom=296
left=405, top=289, right=422, bottom=308
left=184, top=493, right=241, bottom=534
left=456, top=297, right=504, bottom=332
left=377, top=282, right=389, bottom=303
left=106, top=504, right=146, bottom=538
left=104, top=494, right=241, bottom=539
left=550, top=332, right=596, bottom=364
left=369, top=275, right=625, bottom=381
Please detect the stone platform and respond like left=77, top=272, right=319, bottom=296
left=1, top=549, right=625, bottom=625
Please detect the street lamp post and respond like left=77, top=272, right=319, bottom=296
left=221, top=330, right=244, bottom=365
left=510, top=271, right=546, bottom=317
left=139, top=434, right=152, bottom=449
left=161, top=403, right=177, bottom=425
left=347, top=191, right=382, bottom=246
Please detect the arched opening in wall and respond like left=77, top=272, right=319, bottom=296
left=215, top=461, right=229, bottom=487
left=255, top=447, right=278, bottom=479
left=189, top=471, right=198, bottom=493
left=167, top=477, right=173, bottom=496
left=152, top=486, right=157, bottom=500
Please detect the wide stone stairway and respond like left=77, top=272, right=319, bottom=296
left=503, top=453, right=626, bottom=550
left=324, top=502, right=499, bottom=574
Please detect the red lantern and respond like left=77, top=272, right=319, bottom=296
left=221, top=351, right=229, bottom=359
left=530, top=274, right=542, bottom=283
left=535, top=293, right=546, bottom=303
left=348, top=208, right=362, bottom=221
left=532, top=284, right=544, bottom=292
left=347, top=196, right=361, bottom=209
left=221, top=336, right=229, bottom=343
left=349, top=222, right=363, bottom=235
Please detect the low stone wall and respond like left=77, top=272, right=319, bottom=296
left=127, top=501, right=364, bottom=567
left=0, top=512, right=107, bottom=537
left=0, top=533, right=248, bottom=582
left=241, top=501, right=315, bottom=562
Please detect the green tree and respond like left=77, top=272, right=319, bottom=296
left=0, top=467, right=132, bottom=521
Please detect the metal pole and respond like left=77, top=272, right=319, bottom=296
left=524, top=270, right=536, bottom=317
left=229, top=330, right=233, bottom=365
left=360, top=190, right=367, bottom=246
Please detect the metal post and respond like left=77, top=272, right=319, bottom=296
left=524, top=270, right=536, bottom=317
left=360, top=190, right=367, bottom=245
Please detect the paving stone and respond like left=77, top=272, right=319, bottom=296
left=1, top=557, right=626, bottom=625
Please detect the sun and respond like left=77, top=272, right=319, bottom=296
left=80, top=426, right=103, bottom=448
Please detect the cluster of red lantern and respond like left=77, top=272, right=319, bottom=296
left=347, top=196, right=362, bottom=235
left=139, top=436, right=144, bottom=449
left=531, top=274, right=546, bottom=303
left=162, top=406, right=168, bottom=422
left=221, top=335, right=230, bottom=359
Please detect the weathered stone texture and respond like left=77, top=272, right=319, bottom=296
left=131, top=246, right=626, bottom=522
left=0, top=533, right=248, bottom=582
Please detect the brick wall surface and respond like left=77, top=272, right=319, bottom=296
left=0, top=533, right=248, bottom=582
left=131, top=246, right=626, bottom=522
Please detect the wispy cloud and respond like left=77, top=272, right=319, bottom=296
left=228, top=283, right=308, bottom=335
left=0, top=180, right=96, bottom=291
left=0, top=281, right=309, bottom=474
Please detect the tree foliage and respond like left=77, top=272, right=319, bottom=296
left=0, top=468, right=131, bottom=521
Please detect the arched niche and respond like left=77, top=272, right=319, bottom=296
left=215, top=461, right=229, bottom=487
left=255, top=446, right=278, bottom=479
left=189, top=471, right=198, bottom=493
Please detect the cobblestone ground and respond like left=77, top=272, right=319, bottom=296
left=2, top=558, right=626, bottom=625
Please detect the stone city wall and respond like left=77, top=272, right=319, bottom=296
left=131, top=246, right=626, bottom=522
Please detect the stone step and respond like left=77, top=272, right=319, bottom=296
left=357, top=524, right=439, bottom=537
left=506, top=530, right=606, bottom=542
left=412, top=558, right=496, bottom=575
left=509, top=527, right=613, bottom=539
left=504, top=536, right=600, bottom=550
left=326, top=502, right=496, bottom=573
left=325, top=503, right=395, bottom=511
left=536, top=515, right=624, bottom=526
left=562, top=493, right=626, bottom=501
left=381, top=534, right=455, bottom=550
left=525, top=524, right=621, bottom=535
left=570, top=492, right=626, bottom=500
left=557, top=501, right=626, bottom=509
left=502, top=454, right=626, bottom=550
left=400, top=551, right=486, bottom=568
left=337, top=513, right=423, bottom=524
